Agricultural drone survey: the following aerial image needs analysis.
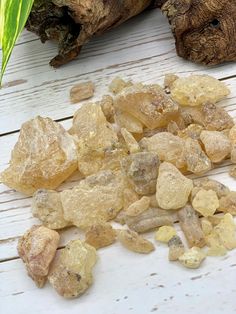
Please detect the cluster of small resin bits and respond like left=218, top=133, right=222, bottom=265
left=2, top=74, right=236, bottom=299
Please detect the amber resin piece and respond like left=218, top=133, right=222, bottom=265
left=121, top=152, right=160, bottom=195
left=192, top=189, right=219, bottom=217
left=192, top=178, right=230, bottom=199
left=125, top=207, right=178, bottom=233
left=100, top=95, right=115, bottom=123
left=155, top=226, right=176, bottom=243
left=18, top=225, right=60, bottom=287
left=114, top=110, right=144, bottom=134
left=156, top=162, right=193, bottom=210
left=200, top=130, right=231, bottom=163
left=164, top=73, right=179, bottom=93
left=180, top=107, right=205, bottom=127
left=122, top=187, right=140, bottom=210
left=202, top=103, right=234, bottom=131
left=109, top=77, right=133, bottom=94
left=214, top=214, right=236, bottom=250
left=183, top=137, right=211, bottom=175
left=114, top=84, right=179, bottom=129
left=85, top=224, right=117, bottom=249
left=140, top=132, right=185, bottom=169
left=32, top=189, right=70, bottom=229
left=0, top=116, right=78, bottom=195
left=177, top=204, right=205, bottom=248
left=178, top=247, right=206, bottom=269
left=201, top=218, right=213, bottom=236
left=48, top=240, right=97, bottom=298
left=178, top=124, right=203, bottom=140
left=118, top=229, right=155, bottom=254
left=70, top=81, right=94, bottom=104
left=170, top=75, right=230, bottom=106
left=219, top=192, right=236, bottom=216
left=125, top=196, right=150, bottom=217
left=61, top=170, right=124, bottom=229
left=205, top=229, right=227, bottom=257
left=121, top=128, right=140, bottom=154
left=168, top=235, right=185, bottom=261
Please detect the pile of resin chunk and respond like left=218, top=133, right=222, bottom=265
left=12, top=74, right=236, bottom=299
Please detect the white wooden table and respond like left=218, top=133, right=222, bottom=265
left=1, top=10, right=236, bottom=314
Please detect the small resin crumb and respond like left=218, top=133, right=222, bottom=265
left=70, top=81, right=94, bottom=103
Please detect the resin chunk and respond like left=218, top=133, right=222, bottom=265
left=32, top=189, right=70, bottom=229
left=155, top=226, right=176, bottom=243
left=0, top=116, right=78, bottom=195
left=156, top=162, right=193, bottom=210
left=48, top=240, right=97, bottom=298
left=61, top=170, right=124, bottom=229
left=200, top=130, right=231, bottom=163
left=178, top=247, right=206, bottom=269
left=18, top=225, right=59, bottom=287
left=183, top=137, right=211, bottom=175
left=192, top=189, right=219, bottom=217
left=170, top=75, right=230, bottom=107
left=85, top=224, right=117, bottom=249
left=118, top=229, right=155, bottom=254
left=140, top=132, right=185, bottom=169
left=202, top=103, right=234, bottom=131
left=177, top=204, right=205, bottom=248
left=114, top=84, right=179, bottom=129
left=168, top=235, right=185, bottom=261
left=121, top=152, right=159, bottom=195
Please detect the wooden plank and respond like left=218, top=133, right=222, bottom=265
left=0, top=234, right=236, bottom=314
left=0, top=10, right=236, bottom=134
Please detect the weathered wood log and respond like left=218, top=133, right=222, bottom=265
left=26, top=0, right=156, bottom=67
left=159, top=0, right=236, bottom=65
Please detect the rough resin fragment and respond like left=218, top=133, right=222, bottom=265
left=219, top=192, right=236, bottom=215
left=48, top=240, right=97, bottom=298
left=178, top=247, right=206, bottom=269
left=121, top=152, right=159, bottom=195
left=85, top=224, right=117, bottom=249
left=170, top=75, right=230, bottom=107
left=155, top=226, right=176, bottom=243
left=214, top=214, right=236, bottom=250
left=114, top=84, right=179, bottom=129
left=200, top=130, right=231, bottom=163
left=126, top=196, right=150, bottom=217
left=109, top=77, right=133, bottom=94
left=18, top=225, right=60, bottom=287
left=183, top=137, right=211, bottom=175
left=177, top=204, right=205, bottom=248
left=202, top=103, right=234, bottom=131
left=168, top=235, right=185, bottom=261
left=0, top=116, right=78, bottom=195
left=140, top=132, right=185, bottom=169
left=122, top=187, right=139, bottom=210
left=178, top=124, right=203, bottom=140
left=125, top=207, right=178, bottom=233
left=180, top=106, right=204, bottom=127
left=118, top=229, right=155, bottom=254
left=121, top=128, right=140, bottom=153
left=201, top=218, right=213, bottom=236
left=164, top=73, right=179, bottom=93
left=32, top=189, right=70, bottom=229
left=204, top=227, right=226, bottom=256
left=192, top=178, right=230, bottom=199
left=70, top=81, right=94, bottom=104
left=192, top=189, right=219, bottom=217
left=156, top=162, right=193, bottom=210
left=114, top=110, right=143, bottom=134
left=61, top=170, right=124, bottom=229
left=100, top=95, right=115, bottom=123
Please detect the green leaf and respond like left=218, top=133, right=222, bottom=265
left=0, top=0, right=34, bottom=85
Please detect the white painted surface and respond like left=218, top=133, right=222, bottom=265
left=0, top=9, right=236, bottom=314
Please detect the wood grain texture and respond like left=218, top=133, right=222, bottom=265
left=0, top=8, right=236, bottom=314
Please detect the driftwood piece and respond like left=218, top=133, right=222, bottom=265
left=26, top=0, right=155, bottom=67
left=159, top=0, right=236, bottom=65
